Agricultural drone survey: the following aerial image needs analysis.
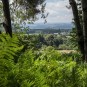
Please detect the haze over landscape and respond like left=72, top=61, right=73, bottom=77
left=28, top=23, right=73, bottom=29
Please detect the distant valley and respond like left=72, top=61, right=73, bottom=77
left=28, top=23, right=73, bottom=29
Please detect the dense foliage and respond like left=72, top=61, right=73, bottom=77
left=0, top=0, right=87, bottom=86
left=18, top=34, right=76, bottom=50
left=0, top=34, right=87, bottom=87
left=10, top=0, right=47, bottom=24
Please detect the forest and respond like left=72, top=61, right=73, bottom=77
left=0, top=0, right=87, bottom=87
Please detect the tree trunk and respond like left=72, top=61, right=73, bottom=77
left=69, top=0, right=85, bottom=61
left=2, top=0, right=12, bottom=37
left=81, top=0, right=87, bottom=61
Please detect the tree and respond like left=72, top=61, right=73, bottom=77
left=1, top=0, right=12, bottom=37
left=81, top=0, right=87, bottom=61
left=1, top=0, right=46, bottom=37
left=69, top=0, right=87, bottom=61
left=69, top=0, right=84, bottom=60
left=10, top=0, right=46, bottom=24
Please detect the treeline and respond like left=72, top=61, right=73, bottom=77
left=18, top=34, right=75, bottom=50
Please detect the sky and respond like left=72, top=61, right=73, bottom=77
left=10, top=0, right=73, bottom=24
left=35, top=0, right=73, bottom=24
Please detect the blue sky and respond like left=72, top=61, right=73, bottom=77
left=35, top=0, right=73, bottom=23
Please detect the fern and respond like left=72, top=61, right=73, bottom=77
left=0, top=34, right=23, bottom=59
left=0, top=34, right=23, bottom=87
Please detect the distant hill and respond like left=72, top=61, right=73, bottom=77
left=27, top=29, right=72, bottom=34
left=28, top=23, right=73, bottom=29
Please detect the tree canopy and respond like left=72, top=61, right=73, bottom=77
left=0, top=0, right=46, bottom=37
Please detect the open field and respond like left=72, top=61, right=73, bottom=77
left=58, top=50, right=77, bottom=53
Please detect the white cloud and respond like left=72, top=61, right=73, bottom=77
left=10, top=0, right=73, bottom=23
left=35, top=0, right=73, bottom=23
